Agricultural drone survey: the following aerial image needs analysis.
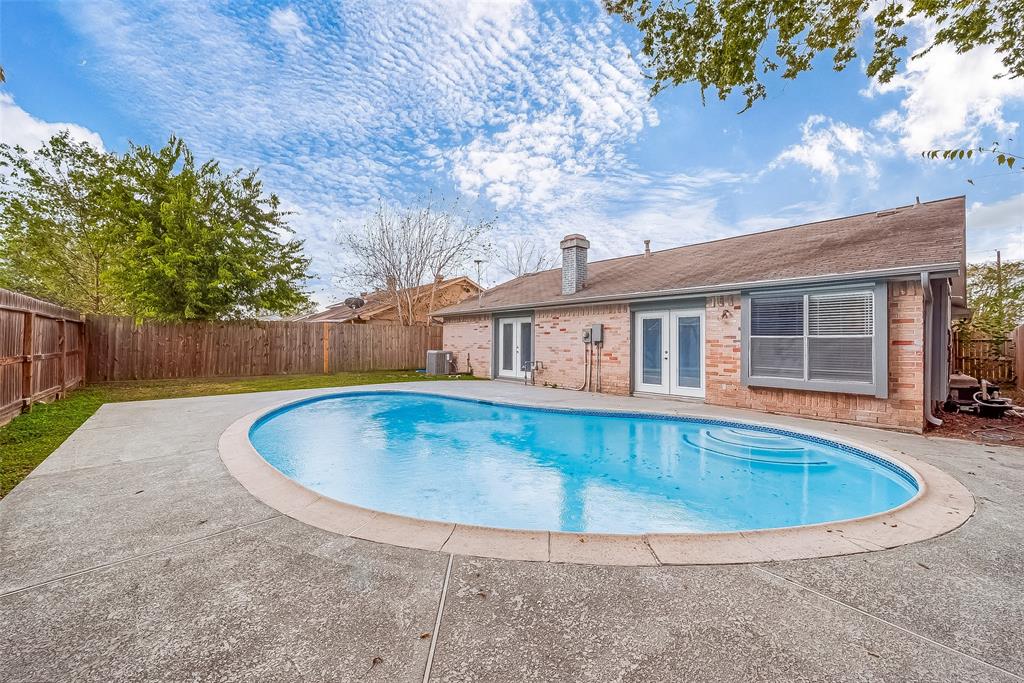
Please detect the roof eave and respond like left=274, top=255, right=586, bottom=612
left=436, top=262, right=963, bottom=317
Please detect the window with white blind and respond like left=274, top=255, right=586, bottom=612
left=742, top=284, right=887, bottom=397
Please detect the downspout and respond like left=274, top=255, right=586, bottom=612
left=921, top=272, right=943, bottom=427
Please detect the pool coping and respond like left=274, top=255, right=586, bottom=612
left=218, top=387, right=976, bottom=566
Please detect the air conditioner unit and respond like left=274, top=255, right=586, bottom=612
left=425, top=350, right=453, bottom=375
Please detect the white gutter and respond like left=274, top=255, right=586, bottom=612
left=921, top=271, right=943, bottom=427
left=439, top=262, right=963, bottom=317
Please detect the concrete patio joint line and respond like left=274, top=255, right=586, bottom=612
left=642, top=536, right=664, bottom=566
left=422, top=553, right=454, bottom=683
left=0, top=514, right=283, bottom=600
left=28, top=445, right=222, bottom=480
left=752, top=566, right=1024, bottom=680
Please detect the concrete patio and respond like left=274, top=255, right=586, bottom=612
left=1, top=381, right=1022, bottom=682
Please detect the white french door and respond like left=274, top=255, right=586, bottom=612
left=670, top=310, right=705, bottom=397
left=636, top=312, right=670, bottom=393
left=634, top=309, right=705, bottom=397
left=497, top=317, right=532, bottom=379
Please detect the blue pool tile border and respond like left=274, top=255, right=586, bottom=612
left=250, top=390, right=920, bottom=490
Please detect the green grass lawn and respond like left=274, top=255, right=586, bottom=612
left=0, top=370, right=475, bottom=498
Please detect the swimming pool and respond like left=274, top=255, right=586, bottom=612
left=248, top=391, right=919, bottom=534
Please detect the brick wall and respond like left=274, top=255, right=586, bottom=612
left=704, top=282, right=926, bottom=432
left=533, top=304, right=632, bottom=395
left=443, top=314, right=491, bottom=378
left=444, top=280, right=926, bottom=432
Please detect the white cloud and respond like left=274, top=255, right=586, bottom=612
left=771, top=115, right=884, bottom=181
left=967, top=194, right=1024, bottom=262
left=59, top=0, right=661, bottom=298
left=482, top=169, right=750, bottom=282
left=864, top=22, right=1024, bottom=155
left=268, top=7, right=312, bottom=49
left=445, top=7, right=656, bottom=210
left=0, top=93, right=105, bottom=152
left=36, top=0, right=1015, bottom=308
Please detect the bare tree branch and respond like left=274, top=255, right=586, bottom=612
left=339, top=195, right=493, bottom=325
left=498, top=237, right=556, bottom=278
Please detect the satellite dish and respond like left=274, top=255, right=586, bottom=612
left=344, top=297, right=365, bottom=310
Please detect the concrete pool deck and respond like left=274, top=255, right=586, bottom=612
left=222, top=385, right=973, bottom=566
left=1, top=380, right=1022, bottom=681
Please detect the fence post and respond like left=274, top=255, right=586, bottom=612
left=322, top=322, right=329, bottom=374
left=21, top=311, right=34, bottom=411
left=58, top=318, right=67, bottom=397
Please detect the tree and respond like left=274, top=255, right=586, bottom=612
left=341, top=196, right=493, bottom=324
left=605, top=0, right=1022, bottom=112
left=0, top=131, right=129, bottom=314
left=498, top=237, right=555, bottom=278
left=114, top=137, right=312, bottom=320
left=922, top=140, right=1023, bottom=180
left=964, top=257, right=1024, bottom=339
left=0, top=133, right=313, bottom=319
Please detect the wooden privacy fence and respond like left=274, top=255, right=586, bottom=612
left=86, top=316, right=444, bottom=382
left=953, top=334, right=1018, bottom=385
left=0, top=290, right=86, bottom=424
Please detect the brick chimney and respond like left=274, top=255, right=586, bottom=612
left=560, top=233, right=590, bottom=295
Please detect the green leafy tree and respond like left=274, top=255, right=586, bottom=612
left=605, top=0, right=1022, bottom=112
left=964, top=258, right=1024, bottom=339
left=0, top=131, right=130, bottom=314
left=0, top=133, right=313, bottom=320
left=114, top=138, right=312, bottom=320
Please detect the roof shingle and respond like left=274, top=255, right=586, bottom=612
left=437, top=196, right=966, bottom=316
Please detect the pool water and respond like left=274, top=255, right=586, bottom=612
left=249, top=392, right=918, bottom=534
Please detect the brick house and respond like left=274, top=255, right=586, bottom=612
left=298, top=276, right=482, bottom=325
left=434, top=197, right=968, bottom=433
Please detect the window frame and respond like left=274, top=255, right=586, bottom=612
left=740, top=282, right=888, bottom=398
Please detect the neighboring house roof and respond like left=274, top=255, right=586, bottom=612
left=436, top=196, right=967, bottom=317
left=299, top=276, right=482, bottom=322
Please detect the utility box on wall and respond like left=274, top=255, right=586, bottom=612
left=590, top=323, right=603, bottom=344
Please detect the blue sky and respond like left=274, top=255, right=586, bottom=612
left=3, top=0, right=1022, bottom=306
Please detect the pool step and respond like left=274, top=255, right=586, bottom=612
left=683, top=432, right=830, bottom=467
left=702, top=430, right=808, bottom=455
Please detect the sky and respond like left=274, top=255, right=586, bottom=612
left=2, top=0, right=1022, bottom=307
